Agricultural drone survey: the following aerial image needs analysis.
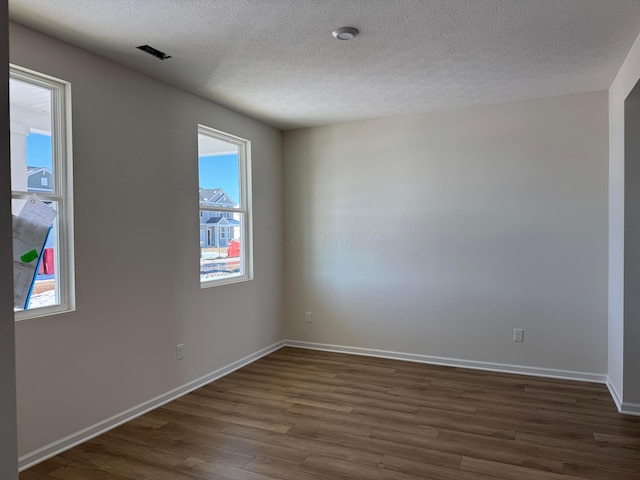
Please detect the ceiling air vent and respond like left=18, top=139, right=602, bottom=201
left=136, top=45, right=172, bottom=60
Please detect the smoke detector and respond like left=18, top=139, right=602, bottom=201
left=332, top=27, right=359, bottom=41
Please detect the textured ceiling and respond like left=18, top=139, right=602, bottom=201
left=8, top=0, right=640, bottom=129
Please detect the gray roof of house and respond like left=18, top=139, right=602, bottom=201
left=199, top=188, right=235, bottom=205
left=26, top=166, right=51, bottom=175
left=205, top=217, right=240, bottom=225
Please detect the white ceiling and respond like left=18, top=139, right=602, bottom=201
left=8, top=0, right=640, bottom=130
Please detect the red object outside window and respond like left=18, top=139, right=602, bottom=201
left=227, top=240, right=240, bottom=258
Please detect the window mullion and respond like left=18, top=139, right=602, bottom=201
left=201, top=207, right=247, bottom=214
left=12, top=192, right=63, bottom=202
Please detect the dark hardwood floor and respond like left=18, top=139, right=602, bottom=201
left=20, top=347, right=640, bottom=480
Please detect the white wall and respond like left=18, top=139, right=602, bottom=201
left=609, top=29, right=640, bottom=406
left=10, top=22, right=283, bottom=456
left=1, top=4, right=19, bottom=479
left=284, top=92, right=608, bottom=375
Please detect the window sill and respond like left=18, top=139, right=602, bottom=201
left=200, top=274, right=253, bottom=289
left=14, top=303, right=75, bottom=321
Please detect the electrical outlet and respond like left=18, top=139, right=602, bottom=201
left=513, top=329, right=524, bottom=343
left=176, top=344, right=184, bottom=360
left=305, top=311, right=312, bottom=323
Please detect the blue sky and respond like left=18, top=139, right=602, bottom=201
left=199, top=153, right=239, bottom=204
left=26, top=133, right=52, bottom=169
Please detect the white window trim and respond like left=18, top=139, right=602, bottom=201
left=11, top=65, right=75, bottom=320
left=198, top=125, right=253, bottom=288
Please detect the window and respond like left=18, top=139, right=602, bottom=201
left=10, top=66, right=74, bottom=319
left=198, top=125, right=252, bottom=286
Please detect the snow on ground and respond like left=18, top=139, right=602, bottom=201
left=201, top=272, right=235, bottom=280
left=28, top=290, right=56, bottom=309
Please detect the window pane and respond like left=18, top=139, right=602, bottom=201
left=198, top=133, right=240, bottom=209
left=200, top=212, right=244, bottom=282
left=9, top=78, right=54, bottom=193
left=12, top=199, right=60, bottom=311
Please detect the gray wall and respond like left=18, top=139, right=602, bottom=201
left=609, top=28, right=640, bottom=408
left=283, top=92, right=608, bottom=375
left=624, top=84, right=640, bottom=404
left=1, top=3, right=19, bottom=479
left=10, top=22, right=284, bottom=455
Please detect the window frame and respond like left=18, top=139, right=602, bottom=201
left=11, top=65, right=75, bottom=320
left=198, top=125, right=253, bottom=287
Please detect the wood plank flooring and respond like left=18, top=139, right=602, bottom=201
left=20, top=347, right=640, bottom=480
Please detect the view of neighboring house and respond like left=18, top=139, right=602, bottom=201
left=199, top=188, right=240, bottom=248
left=26, top=166, right=53, bottom=193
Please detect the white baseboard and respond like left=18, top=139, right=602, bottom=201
left=283, top=340, right=608, bottom=384
left=605, top=376, right=640, bottom=416
left=606, top=376, right=623, bottom=411
left=18, top=340, right=285, bottom=472
left=620, top=402, right=640, bottom=416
